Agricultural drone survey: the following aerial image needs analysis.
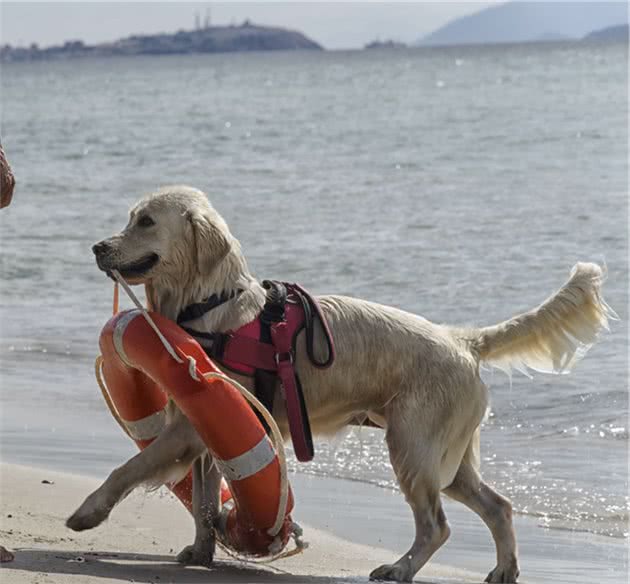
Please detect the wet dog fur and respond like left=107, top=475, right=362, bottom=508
left=68, top=186, right=612, bottom=583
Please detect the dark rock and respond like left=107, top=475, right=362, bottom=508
left=1, top=22, right=323, bottom=62
left=364, top=40, right=407, bottom=50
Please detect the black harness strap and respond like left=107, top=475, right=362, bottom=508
left=176, top=289, right=243, bottom=324
left=253, top=281, right=288, bottom=432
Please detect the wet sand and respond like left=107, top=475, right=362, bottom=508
left=0, top=463, right=480, bottom=583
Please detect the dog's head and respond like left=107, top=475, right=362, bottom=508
left=92, top=186, right=232, bottom=286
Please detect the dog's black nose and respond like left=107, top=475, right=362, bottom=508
left=92, top=240, right=111, bottom=255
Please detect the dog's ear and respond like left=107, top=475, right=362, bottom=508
left=186, top=209, right=231, bottom=276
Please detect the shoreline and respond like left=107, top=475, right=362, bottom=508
left=1, top=462, right=627, bottom=583
left=0, top=463, right=480, bottom=584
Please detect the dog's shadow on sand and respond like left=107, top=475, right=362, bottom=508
left=4, top=548, right=465, bottom=583
left=5, top=548, right=369, bottom=583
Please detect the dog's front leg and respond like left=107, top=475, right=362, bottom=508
left=176, top=452, right=222, bottom=567
left=67, top=411, right=204, bottom=531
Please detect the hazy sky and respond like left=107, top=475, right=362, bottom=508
left=0, top=2, right=503, bottom=50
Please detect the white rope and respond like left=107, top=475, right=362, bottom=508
left=214, top=521, right=307, bottom=566
left=186, top=355, right=200, bottom=381
left=95, top=355, right=132, bottom=438
left=111, top=270, right=185, bottom=365
left=110, top=272, right=291, bottom=540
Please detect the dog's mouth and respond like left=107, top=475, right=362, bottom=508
left=103, top=253, right=160, bottom=280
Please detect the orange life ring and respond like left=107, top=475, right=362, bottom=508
left=98, top=308, right=295, bottom=556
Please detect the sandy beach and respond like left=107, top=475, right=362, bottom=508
left=1, top=462, right=627, bottom=584
left=0, top=463, right=482, bottom=584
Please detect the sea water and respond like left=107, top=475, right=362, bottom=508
left=1, top=42, right=627, bottom=546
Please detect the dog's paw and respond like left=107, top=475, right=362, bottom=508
left=0, top=545, right=14, bottom=563
left=485, top=562, right=520, bottom=583
left=66, top=508, right=109, bottom=531
left=369, top=563, right=413, bottom=582
left=176, top=543, right=215, bottom=568
left=66, top=494, right=112, bottom=532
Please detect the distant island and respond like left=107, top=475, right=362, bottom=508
left=583, top=24, right=629, bottom=43
left=418, top=1, right=628, bottom=47
left=364, top=40, right=407, bottom=50
left=0, top=21, right=322, bottom=62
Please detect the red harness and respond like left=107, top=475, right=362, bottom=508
left=179, top=282, right=335, bottom=462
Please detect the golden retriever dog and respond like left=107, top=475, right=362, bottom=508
left=68, top=186, right=611, bottom=583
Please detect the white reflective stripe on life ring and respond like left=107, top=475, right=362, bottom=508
left=122, top=408, right=167, bottom=441
left=113, top=309, right=142, bottom=367
left=216, top=498, right=234, bottom=543
left=215, top=435, right=276, bottom=482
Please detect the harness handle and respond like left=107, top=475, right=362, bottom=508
left=261, top=281, right=336, bottom=369
left=292, top=283, right=335, bottom=369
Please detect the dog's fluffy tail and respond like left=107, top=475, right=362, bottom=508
left=471, top=263, right=614, bottom=376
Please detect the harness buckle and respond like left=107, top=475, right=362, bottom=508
left=275, top=351, right=294, bottom=366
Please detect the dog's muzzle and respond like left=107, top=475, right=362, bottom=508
left=92, top=240, right=159, bottom=279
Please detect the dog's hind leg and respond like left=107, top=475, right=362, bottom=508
left=176, top=452, right=222, bottom=567
left=67, top=411, right=205, bottom=531
left=369, top=409, right=451, bottom=582
left=444, top=458, right=519, bottom=583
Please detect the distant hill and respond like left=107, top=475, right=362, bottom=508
left=419, top=1, right=628, bottom=47
left=0, top=21, right=322, bottom=62
left=583, top=24, right=629, bottom=43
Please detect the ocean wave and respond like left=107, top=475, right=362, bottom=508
left=282, top=424, right=629, bottom=541
left=291, top=463, right=629, bottom=539
left=513, top=506, right=629, bottom=539
left=553, top=423, right=629, bottom=441
left=0, top=342, right=95, bottom=360
left=290, top=461, right=629, bottom=539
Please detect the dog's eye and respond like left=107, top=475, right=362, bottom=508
left=137, top=215, right=155, bottom=228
